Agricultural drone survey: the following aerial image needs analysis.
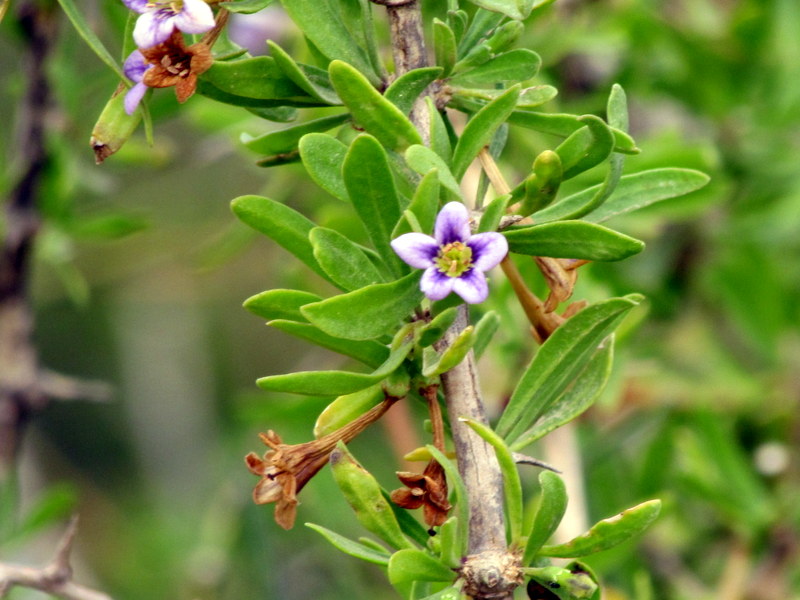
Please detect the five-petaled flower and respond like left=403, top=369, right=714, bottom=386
left=391, top=202, right=508, bottom=304
left=123, top=0, right=215, bottom=49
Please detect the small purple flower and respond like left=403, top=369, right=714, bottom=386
left=123, top=50, right=152, bottom=114
left=391, top=202, right=508, bottom=304
left=123, top=0, right=215, bottom=49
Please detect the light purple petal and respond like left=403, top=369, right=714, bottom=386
left=468, top=232, right=508, bottom=271
left=133, top=10, right=176, bottom=47
left=123, top=50, right=148, bottom=83
left=452, top=269, right=488, bottom=304
left=124, top=82, right=148, bottom=115
left=173, top=0, right=215, bottom=34
left=391, top=233, right=439, bottom=269
left=434, top=202, right=471, bottom=245
left=122, top=0, right=149, bottom=14
left=420, top=268, right=455, bottom=301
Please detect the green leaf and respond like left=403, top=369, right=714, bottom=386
left=330, top=443, right=415, bottom=550
left=306, top=523, right=390, bottom=566
left=434, top=19, right=457, bottom=77
left=243, top=289, right=321, bottom=322
left=419, top=586, right=465, bottom=600
left=418, top=307, right=459, bottom=347
left=231, top=195, right=330, bottom=281
left=314, top=384, right=384, bottom=438
left=269, top=320, right=389, bottom=368
left=298, top=133, right=350, bottom=202
left=422, top=326, right=476, bottom=377
left=220, top=0, right=275, bottom=13
left=267, top=40, right=341, bottom=105
left=201, top=57, right=324, bottom=104
left=478, top=194, right=509, bottom=232
left=438, top=517, right=462, bottom=568
left=452, top=85, right=557, bottom=110
left=426, top=446, right=468, bottom=558
left=463, top=0, right=530, bottom=21
left=385, top=67, right=443, bottom=115
left=473, top=311, right=500, bottom=359
left=540, top=500, right=662, bottom=558
left=57, top=0, right=125, bottom=80
left=512, top=342, right=613, bottom=450
left=524, top=471, right=568, bottom=564
left=461, top=419, right=523, bottom=542
left=402, top=170, right=441, bottom=236
left=280, top=0, right=378, bottom=83
left=257, top=337, right=411, bottom=395
left=405, top=145, right=462, bottom=198
left=555, top=115, right=614, bottom=180
left=451, top=50, right=541, bottom=88
left=427, top=97, right=453, bottom=163
left=388, top=549, right=455, bottom=586
left=310, top=227, right=385, bottom=291
left=343, top=134, right=404, bottom=271
left=243, top=114, right=350, bottom=156
left=302, top=272, right=424, bottom=340
left=504, top=221, right=644, bottom=261
left=507, top=111, right=639, bottom=155
left=514, top=150, right=562, bottom=216
left=457, top=8, right=504, bottom=57
left=451, top=85, right=521, bottom=179
left=498, top=295, right=642, bottom=446
left=525, top=566, right=598, bottom=600
left=330, top=60, right=422, bottom=151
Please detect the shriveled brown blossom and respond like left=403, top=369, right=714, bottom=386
left=391, top=457, right=451, bottom=528
left=139, top=30, right=213, bottom=103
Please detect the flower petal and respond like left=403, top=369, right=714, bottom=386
left=133, top=10, right=176, bottom=48
left=434, top=202, right=471, bottom=245
left=123, top=50, right=149, bottom=82
left=173, top=0, right=215, bottom=34
left=468, top=232, right=508, bottom=271
left=420, top=268, right=456, bottom=301
left=452, top=269, right=488, bottom=304
left=121, top=0, right=149, bottom=14
left=124, top=81, right=148, bottom=115
left=391, top=233, right=439, bottom=269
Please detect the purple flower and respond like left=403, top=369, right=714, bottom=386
left=123, top=50, right=152, bottom=115
left=391, top=202, right=508, bottom=304
left=123, top=0, right=215, bottom=48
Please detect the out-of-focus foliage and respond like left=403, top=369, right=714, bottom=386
left=1, top=0, right=799, bottom=599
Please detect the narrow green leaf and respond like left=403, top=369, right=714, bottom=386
left=457, top=8, right=504, bottom=58
left=330, top=60, right=422, bottom=151
left=243, top=114, right=350, bottom=155
left=512, top=342, right=613, bottom=450
left=314, top=384, right=384, bottom=438
left=298, top=133, right=350, bottom=202
left=306, top=523, right=390, bottom=566
left=407, top=170, right=441, bottom=235
left=231, top=195, right=331, bottom=281
left=462, top=419, right=523, bottom=543
left=302, top=272, right=423, bottom=340
left=524, top=471, right=568, bottom=564
left=388, top=549, right=455, bottom=586
left=438, top=517, right=462, bottom=568
left=426, top=445, right=468, bottom=557
left=343, top=134, right=404, bottom=271
left=507, top=111, right=639, bottom=155
left=267, top=40, right=341, bottom=104
left=540, top=500, right=661, bottom=558
left=464, top=0, right=526, bottom=21
left=406, top=145, right=462, bottom=198
left=452, top=85, right=557, bottom=110
left=310, top=227, right=385, bottom=291
left=452, top=85, right=521, bottom=179
left=57, top=0, right=125, bottom=80
left=202, top=57, right=323, bottom=104
left=385, top=67, right=443, bottom=115
left=536, top=168, right=711, bottom=224
left=497, top=295, right=642, bottom=445
left=330, top=443, right=415, bottom=550
left=473, top=311, right=500, bottom=359
left=504, top=221, right=644, bottom=261
left=422, top=326, right=476, bottom=377
left=243, top=289, right=321, bottom=321
left=418, top=307, right=459, bottom=347
left=450, top=50, right=541, bottom=88
left=478, top=194, right=509, bottom=233
left=434, top=19, right=457, bottom=77
left=220, top=0, right=275, bottom=13
left=269, top=320, right=389, bottom=368
left=427, top=97, right=453, bottom=163
left=280, top=0, right=378, bottom=83
left=555, top=115, right=614, bottom=180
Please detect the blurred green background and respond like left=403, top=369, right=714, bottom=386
left=1, top=0, right=799, bottom=598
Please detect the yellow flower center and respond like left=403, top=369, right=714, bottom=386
left=434, top=242, right=472, bottom=278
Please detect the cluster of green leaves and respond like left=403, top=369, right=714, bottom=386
left=203, top=1, right=710, bottom=598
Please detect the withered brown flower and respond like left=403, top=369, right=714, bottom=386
left=390, top=458, right=451, bottom=528
left=246, top=395, right=400, bottom=530
left=140, top=30, right=213, bottom=103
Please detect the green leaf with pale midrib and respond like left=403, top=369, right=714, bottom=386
left=306, top=523, right=390, bottom=566
left=504, top=221, right=644, bottom=261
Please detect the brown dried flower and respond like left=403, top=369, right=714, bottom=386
left=390, top=458, right=451, bottom=528
left=139, top=30, right=213, bottom=103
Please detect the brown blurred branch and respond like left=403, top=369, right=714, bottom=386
left=0, top=516, right=113, bottom=600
